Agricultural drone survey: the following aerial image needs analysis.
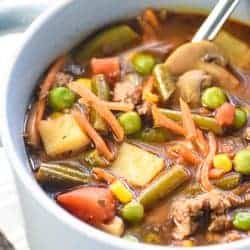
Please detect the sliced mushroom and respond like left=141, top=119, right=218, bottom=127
left=174, top=70, right=212, bottom=108
left=165, top=41, right=240, bottom=90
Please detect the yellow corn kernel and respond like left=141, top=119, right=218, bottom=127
left=213, top=154, right=232, bottom=172
left=110, top=180, right=133, bottom=204
left=182, top=240, right=194, bottom=247
left=76, top=78, right=92, bottom=90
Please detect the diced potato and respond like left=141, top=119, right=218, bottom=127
left=214, top=31, right=250, bottom=69
left=111, top=143, right=164, bottom=187
left=39, top=114, right=90, bottom=157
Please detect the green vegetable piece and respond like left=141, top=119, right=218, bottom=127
left=76, top=25, right=140, bottom=62
left=36, top=163, right=89, bottom=187
left=136, top=127, right=172, bottom=143
left=123, top=234, right=139, bottom=242
left=233, top=108, right=247, bottom=129
left=234, top=149, right=250, bottom=175
left=132, top=53, right=156, bottom=75
left=153, top=64, right=175, bottom=102
left=82, top=149, right=108, bottom=167
left=138, top=165, right=189, bottom=209
left=233, top=211, right=250, bottom=231
left=118, top=112, right=142, bottom=135
left=48, top=87, right=75, bottom=111
left=91, top=74, right=110, bottom=132
left=214, top=173, right=241, bottom=190
left=159, top=108, right=223, bottom=134
left=201, top=87, right=227, bottom=109
left=121, top=201, right=144, bottom=223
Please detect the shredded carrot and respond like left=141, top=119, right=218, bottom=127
left=92, top=168, right=116, bottom=184
left=72, top=110, right=113, bottom=161
left=26, top=56, right=66, bottom=147
left=167, top=144, right=201, bottom=166
left=39, top=56, right=66, bottom=99
left=209, top=168, right=226, bottom=180
left=143, top=9, right=161, bottom=31
left=152, top=105, right=186, bottom=136
left=79, top=98, right=134, bottom=112
left=196, top=129, right=209, bottom=157
left=180, top=98, right=197, bottom=141
left=69, top=82, right=124, bottom=142
left=142, top=76, right=159, bottom=103
left=200, top=132, right=217, bottom=191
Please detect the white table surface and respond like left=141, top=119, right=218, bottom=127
left=0, top=32, right=30, bottom=250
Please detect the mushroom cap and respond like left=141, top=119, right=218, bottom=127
left=165, top=41, right=225, bottom=75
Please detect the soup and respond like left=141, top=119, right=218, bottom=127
left=24, top=9, right=250, bottom=246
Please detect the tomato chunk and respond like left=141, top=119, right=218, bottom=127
left=57, top=187, right=116, bottom=225
left=215, top=103, right=235, bottom=127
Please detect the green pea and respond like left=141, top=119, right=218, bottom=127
left=233, top=108, right=247, bottom=129
left=132, top=53, right=156, bottom=75
left=234, top=149, right=250, bottom=174
left=201, top=87, right=227, bottom=109
left=118, top=112, right=142, bottom=135
left=121, top=201, right=144, bottom=223
left=48, top=87, right=75, bottom=111
left=233, top=211, right=250, bottom=231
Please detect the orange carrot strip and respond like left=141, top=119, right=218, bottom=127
left=91, top=57, right=120, bottom=80
left=72, top=110, right=113, bottom=161
left=180, top=98, right=197, bottom=141
left=209, top=168, right=226, bottom=180
left=200, top=132, right=217, bottom=191
left=142, top=76, right=159, bottom=104
left=39, top=56, right=66, bottom=99
left=26, top=56, right=66, bottom=147
left=69, top=82, right=124, bottom=142
left=167, top=144, right=201, bottom=166
left=152, top=105, right=186, bottom=136
left=92, top=168, right=116, bottom=184
left=143, top=9, right=161, bottom=31
left=215, top=102, right=235, bottom=127
left=196, top=129, right=209, bottom=157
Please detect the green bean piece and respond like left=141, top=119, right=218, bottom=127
left=233, top=211, right=250, bottom=231
left=82, top=149, right=108, bottom=167
left=214, top=173, right=241, bottom=190
left=138, top=165, right=189, bottom=209
left=76, top=25, right=140, bottom=62
left=90, top=74, right=110, bottom=132
left=36, top=163, right=89, bottom=187
left=159, top=108, right=223, bottom=135
left=153, top=64, right=175, bottom=102
left=135, top=127, right=172, bottom=143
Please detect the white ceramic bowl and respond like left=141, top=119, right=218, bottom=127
left=2, top=1, right=250, bottom=250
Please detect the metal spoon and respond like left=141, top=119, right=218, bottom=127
left=192, top=0, right=240, bottom=42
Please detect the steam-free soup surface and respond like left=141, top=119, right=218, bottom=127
left=24, top=9, right=250, bottom=247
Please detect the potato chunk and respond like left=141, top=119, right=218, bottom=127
left=39, top=114, right=90, bottom=156
left=111, top=143, right=164, bottom=187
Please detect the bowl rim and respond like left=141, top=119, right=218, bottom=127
left=2, top=1, right=250, bottom=249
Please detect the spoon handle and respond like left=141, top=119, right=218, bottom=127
left=192, top=0, right=240, bottom=42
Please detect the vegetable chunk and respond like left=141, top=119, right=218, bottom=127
left=111, top=143, right=164, bottom=187
left=39, top=114, right=90, bottom=156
